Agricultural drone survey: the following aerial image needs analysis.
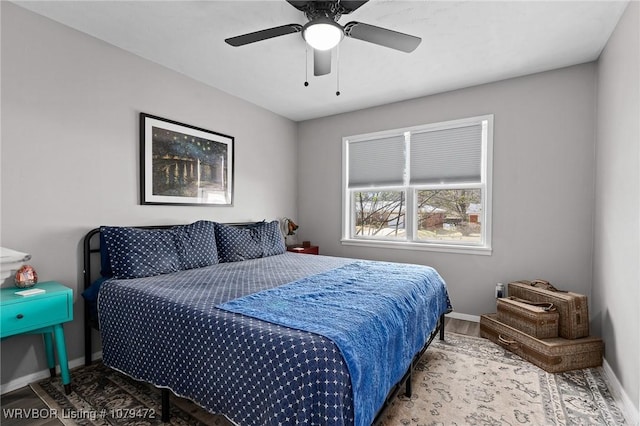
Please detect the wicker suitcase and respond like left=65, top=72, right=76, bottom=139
left=508, top=280, right=589, bottom=339
left=497, top=297, right=559, bottom=339
left=480, top=314, right=603, bottom=373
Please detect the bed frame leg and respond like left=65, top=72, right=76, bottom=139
left=84, top=306, right=92, bottom=366
left=84, top=328, right=92, bottom=366
left=439, top=314, right=445, bottom=341
left=405, top=366, right=412, bottom=397
left=161, top=388, right=170, bottom=422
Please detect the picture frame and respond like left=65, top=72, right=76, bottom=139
left=140, top=113, right=234, bottom=206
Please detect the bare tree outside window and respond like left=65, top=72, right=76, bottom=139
left=354, top=191, right=406, bottom=238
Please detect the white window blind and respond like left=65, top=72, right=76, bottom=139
left=409, top=124, right=482, bottom=184
left=348, top=134, right=405, bottom=188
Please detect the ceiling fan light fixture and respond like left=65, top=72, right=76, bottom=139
left=303, top=19, right=343, bottom=50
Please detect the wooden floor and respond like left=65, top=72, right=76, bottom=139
left=444, top=316, right=480, bottom=337
left=0, top=317, right=477, bottom=426
left=0, top=386, right=62, bottom=426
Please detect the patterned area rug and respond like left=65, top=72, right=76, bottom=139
left=31, top=362, right=229, bottom=426
left=31, top=332, right=626, bottom=425
left=380, top=333, right=626, bottom=425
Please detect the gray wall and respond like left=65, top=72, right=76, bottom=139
left=1, top=2, right=297, bottom=389
left=298, top=64, right=597, bottom=319
left=594, top=1, right=639, bottom=414
left=2, top=0, right=638, bottom=416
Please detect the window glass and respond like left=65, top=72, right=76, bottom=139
left=416, top=189, right=482, bottom=244
left=353, top=191, right=406, bottom=240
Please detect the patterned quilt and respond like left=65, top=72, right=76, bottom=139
left=97, top=253, right=451, bottom=425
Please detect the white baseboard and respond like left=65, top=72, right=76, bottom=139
left=0, top=351, right=102, bottom=395
left=446, top=311, right=480, bottom=323
left=602, top=358, right=639, bottom=426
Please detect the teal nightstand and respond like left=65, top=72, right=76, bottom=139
left=1, top=281, right=73, bottom=394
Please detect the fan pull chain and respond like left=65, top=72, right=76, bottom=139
left=304, top=45, right=309, bottom=87
left=336, top=45, right=341, bottom=96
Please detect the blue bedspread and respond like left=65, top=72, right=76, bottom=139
left=218, top=260, right=451, bottom=426
left=97, top=253, right=452, bottom=425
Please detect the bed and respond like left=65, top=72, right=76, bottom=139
left=82, top=220, right=452, bottom=425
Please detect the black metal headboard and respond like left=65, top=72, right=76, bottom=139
left=82, top=222, right=257, bottom=366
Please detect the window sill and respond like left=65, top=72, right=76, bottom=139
left=340, top=238, right=492, bottom=256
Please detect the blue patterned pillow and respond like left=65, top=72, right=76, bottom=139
left=215, top=221, right=285, bottom=262
left=260, top=220, right=286, bottom=256
left=101, top=226, right=181, bottom=279
left=215, top=223, right=263, bottom=263
left=173, top=221, right=218, bottom=270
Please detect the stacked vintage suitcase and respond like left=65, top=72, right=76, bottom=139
left=480, top=280, right=603, bottom=373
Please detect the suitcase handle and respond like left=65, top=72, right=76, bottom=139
left=529, top=279, right=568, bottom=293
left=498, top=334, right=520, bottom=349
left=492, top=332, right=564, bottom=368
left=507, top=296, right=557, bottom=312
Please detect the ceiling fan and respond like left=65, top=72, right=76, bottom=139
left=225, top=0, right=422, bottom=77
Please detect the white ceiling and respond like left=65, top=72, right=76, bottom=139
left=13, top=0, right=628, bottom=122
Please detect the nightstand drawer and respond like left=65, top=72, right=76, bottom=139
left=1, top=293, right=71, bottom=337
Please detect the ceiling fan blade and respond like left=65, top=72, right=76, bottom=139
left=339, top=1, right=369, bottom=14
left=286, top=1, right=313, bottom=12
left=314, top=49, right=331, bottom=76
left=288, top=0, right=368, bottom=16
left=225, top=24, right=302, bottom=47
left=344, top=21, right=421, bottom=52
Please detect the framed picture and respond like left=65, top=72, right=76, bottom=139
left=140, top=113, right=234, bottom=206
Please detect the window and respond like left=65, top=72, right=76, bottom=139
left=342, top=115, right=493, bottom=255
